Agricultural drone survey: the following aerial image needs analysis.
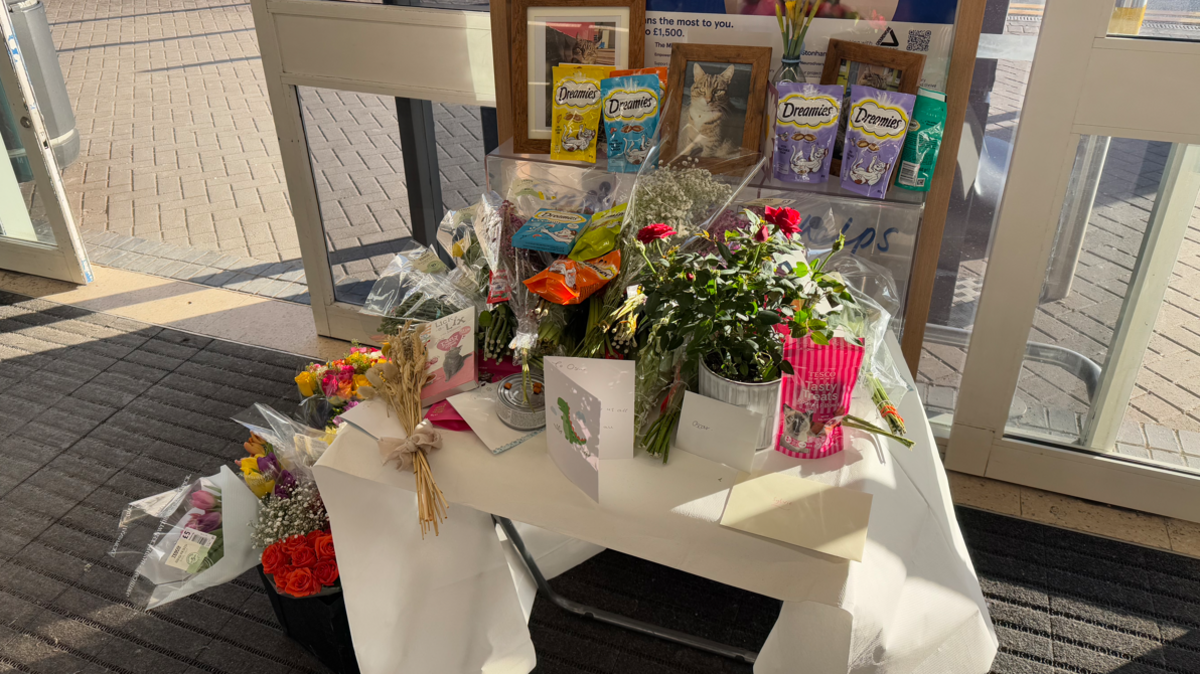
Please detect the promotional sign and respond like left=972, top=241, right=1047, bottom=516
left=643, top=0, right=956, bottom=90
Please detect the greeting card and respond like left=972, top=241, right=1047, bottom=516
left=543, top=357, right=635, bottom=502
left=421, top=308, right=478, bottom=404
left=673, top=391, right=762, bottom=473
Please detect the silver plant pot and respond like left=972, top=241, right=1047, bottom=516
left=698, top=359, right=782, bottom=450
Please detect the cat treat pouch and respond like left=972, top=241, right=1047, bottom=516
left=772, top=83, right=842, bottom=184
left=608, top=67, right=668, bottom=93
left=512, top=209, right=591, bottom=255
left=602, top=75, right=660, bottom=173
left=523, top=250, right=621, bottom=305
left=840, top=86, right=916, bottom=199
left=896, top=88, right=947, bottom=192
left=569, top=203, right=625, bottom=261
left=551, top=65, right=609, bottom=163
left=776, top=335, right=865, bottom=459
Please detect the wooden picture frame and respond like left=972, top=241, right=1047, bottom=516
left=820, top=39, right=925, bottom=177
left=658, top=43, right=771, bottom=172
left=509, top=0, right=645, bottom=155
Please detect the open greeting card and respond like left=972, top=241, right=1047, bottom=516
left=543, top=357, right=635, bottom=502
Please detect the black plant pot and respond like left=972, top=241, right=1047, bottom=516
left=257, top=566, right=361, bottom=674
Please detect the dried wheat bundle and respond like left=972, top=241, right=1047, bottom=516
left=360, top=320, right=449, bottom=537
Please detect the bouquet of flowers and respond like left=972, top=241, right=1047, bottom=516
left=254, top=481, right=339, bottom=598
left=110, top=467, right=263, bottom=609
left=295, top=346, right=386, bottom=429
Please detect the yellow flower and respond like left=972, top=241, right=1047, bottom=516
left=353, top=374, right=370, bottom=395
left=238, top=458, right=275, bottom=498
left=295, top=371, right=318, bottom=397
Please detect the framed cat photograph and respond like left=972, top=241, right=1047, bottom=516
left=510, top=0, right=645, bottom=155
left=659, top=43, right=771, bottom=171
left=820, top=39, right=925, bottom=175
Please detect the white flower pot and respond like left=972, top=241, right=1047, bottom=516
left=698, top=359, right=782, bottom=450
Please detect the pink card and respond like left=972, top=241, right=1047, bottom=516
left=421, top=308, right=479, bottom=404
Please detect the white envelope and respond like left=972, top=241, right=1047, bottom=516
left=720, top=471, right=872, bottom=562
left=448, top=384, right=543, bottom=455
left=543, top=357, right=635, bottom=502
left=673, top=391, right=762, bottom=473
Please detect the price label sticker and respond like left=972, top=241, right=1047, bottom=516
left=165, top=528, right=217, bottom=574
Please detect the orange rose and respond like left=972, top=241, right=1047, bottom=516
left=314, top=534, right=336, bottom=561
left=261, top=543, right=287, bottom=575
left=290, top=544, right=318, bottom=569
left=284, top=567, right=321, bottom=598
left=313, top=559, right=339, bottom=587
left=273, top=565, right=294, bottom=594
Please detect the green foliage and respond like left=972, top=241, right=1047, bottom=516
left=640, top=210, right=853, bottom=384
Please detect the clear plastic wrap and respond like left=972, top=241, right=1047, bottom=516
left=108, top=466, right=262, bottom=609
left=437, top=203, right=492, bottom=298
left=360, top=245, right=480, bottom=328
left=232, top=403, right=328, bottom=482
left=824, top=255, right=911, bottom=401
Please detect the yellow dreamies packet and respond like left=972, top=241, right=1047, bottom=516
left=550, top=64, right=611, bottom=163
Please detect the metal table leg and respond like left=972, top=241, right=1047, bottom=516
left=493, top=516, right=759, bottom=664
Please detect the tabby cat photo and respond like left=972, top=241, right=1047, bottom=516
left=678, top=62, right=750, bottom=159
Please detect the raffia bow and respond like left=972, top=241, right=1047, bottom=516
left=379, top=420, right=443, bottom=472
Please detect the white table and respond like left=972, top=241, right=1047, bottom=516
left=313, top=336, right=998, bottom=674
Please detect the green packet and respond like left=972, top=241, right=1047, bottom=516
left=895, top=88, right=946, bottom=192
left=569, top=203, right=626, bottom=261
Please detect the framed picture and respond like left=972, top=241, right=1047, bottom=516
left=820, top=39, right=925, bottom=174
left=509, top=0, right=645, bottom=155
left=659, top=43, right=771, bottom=170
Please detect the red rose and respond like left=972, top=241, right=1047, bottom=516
left=313, top=559, right=340, bottom=587
left=261, top=543, right=287, bottom=575
left=290, top=544, right=318, bottom=569
left=636, top=223, right=677, bottom=244
left=314, top=533, right=336, bottom=561
left=283, top=535, right=308, bottom=554
left=764, top=206, right=802, bottom=238
left=753, top=225, right=770, bottom=243
left=306, top=530, right=324, bottom=547
left=284, top=567, right=321, bottom=598
left=273, top=565, right=294, bottom=594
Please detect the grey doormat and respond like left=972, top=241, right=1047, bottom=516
left=1, top=290, right=1197, bottom=674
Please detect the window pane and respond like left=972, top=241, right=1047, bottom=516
left=1005, top=137, right=1200, bottom=475
left=917, top=9, right=1042, bottom=433
left=297, top=87, right=486, bottom=305
left=1109, top=0, right=1200, bottom=40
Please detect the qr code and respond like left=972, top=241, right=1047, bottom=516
left=907, top=29, right=932, bottom=52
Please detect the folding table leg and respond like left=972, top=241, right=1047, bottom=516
left=493, top=516, right=759, bottom=664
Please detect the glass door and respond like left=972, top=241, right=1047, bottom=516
left=945, top=0, right=1200, bottom=520
left=0, top=8, right=91, bottom=284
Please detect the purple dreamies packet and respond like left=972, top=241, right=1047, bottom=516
left=772, top=83, right=842, bottom=184
left=840, top=86, right=916, bottom=199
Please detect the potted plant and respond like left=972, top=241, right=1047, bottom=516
left=639, top=206, right=852, bottom=451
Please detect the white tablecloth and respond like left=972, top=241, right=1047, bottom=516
left=313, top=336, right=997, bottom=674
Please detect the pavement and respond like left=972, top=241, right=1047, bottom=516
left=14, top=0, right=1200, bottom=469
left=37, top=0, right=487, bottom=304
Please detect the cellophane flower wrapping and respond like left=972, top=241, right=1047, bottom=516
left=775, top=334, right=866, bottom=459
left=360, top=243, right=482, bottom=334
left=823, top=254, right=912, bottom=401
left=232, top=403, right=329, bottom=483
left=108, top=466, right=262, bottom=609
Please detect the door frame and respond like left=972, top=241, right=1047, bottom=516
left=0, top=7, right=91, bottom=285
left=249, top=0, right=495, bottom=342
left=945, top=0, right=1200, bottom=521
